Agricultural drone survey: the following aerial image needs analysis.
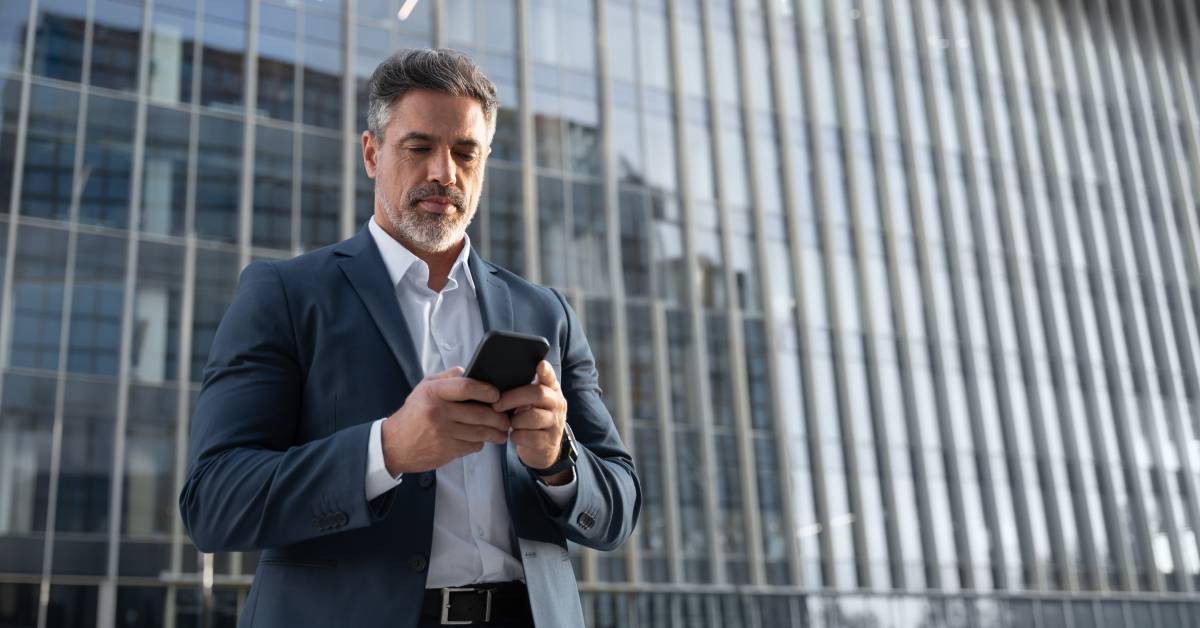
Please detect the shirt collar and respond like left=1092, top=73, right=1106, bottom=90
left=367, top=217, right=477, bottom=295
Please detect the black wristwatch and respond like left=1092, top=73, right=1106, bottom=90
left=531, top=426, right=578, bottom=478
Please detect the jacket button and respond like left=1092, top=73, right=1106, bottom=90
left=418, top=472, right=434, bottom=488
left=576, top=512, right=595, bottom=530
left=335, top=512, right=348, bottom=527
left=407, top=554, right=428, bottom=573
left=312, top=515, right=326, bottom=530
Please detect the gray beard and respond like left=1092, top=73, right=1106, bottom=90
left=376, top=185, right=474, bottom=254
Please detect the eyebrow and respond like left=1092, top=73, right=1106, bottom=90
left=394, top=132, right=481, bottom=150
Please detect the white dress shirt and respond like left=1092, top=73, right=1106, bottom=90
left=362, top=217, right=575, bottom=587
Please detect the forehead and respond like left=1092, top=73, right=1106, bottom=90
left=386, top=89, right=489, bottom=143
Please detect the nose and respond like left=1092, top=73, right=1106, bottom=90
left=427, top=147, right=456, bottom=187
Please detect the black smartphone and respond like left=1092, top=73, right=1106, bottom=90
left=464, top=330, right=551, bottom=392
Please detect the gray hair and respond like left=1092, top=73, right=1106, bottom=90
left=365, top=48, right=499, bottom=143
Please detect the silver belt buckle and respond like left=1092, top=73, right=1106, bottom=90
left=440, top=587, right=492, bottom=625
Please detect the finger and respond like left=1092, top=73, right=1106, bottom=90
left=535, top=360, right=560, bottom=391
left=447, top=423, right=509, bottom=445
left=493, top=383, right=558, bottom=413
left=510, top=407, right=556, bottom=431
left=433, top=377, right=501, bottom=404
left=447, top=402, right=512, bottom=432
left=427, top=366, right=464, bottom=381
left=451, top=439, right=487, bottom=457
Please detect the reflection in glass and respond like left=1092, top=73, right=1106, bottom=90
left=21, top=84, right=78, bottom=222
left=257, top=4, right=297, bottom=123
left=141, top=106, right=189, bottom=235
left=89, top=0, right=142, bottom=93
left=53, top=379, right=116, bottom=539
left=31, top=0, right=87, bottom=83
left=132, top=241, right=184, bottom=384
left=194, top=115, right=242, bottom=243
left=0, top=373, right=57, bottom=556
left=0, top=0, right=31, bottom=74
left=482, top=165, right=522, bottom=275
left=253, top=124, right=294, bottom=250
left=302, top=13, right=341, bottom=130
left=81, top=96, right=136, bottom=228
left=122, top=385, right=177, bottom=538
left=199, top=10, right=245, bottom=110
left=190, top=248, right=238, bottom=382
left=569, top=182, right=607, bottom=294
left=675, top=427, right=712, bottom=583
left=146, top=4, right=196, bottom=104
left=115, top=586, right=166, bottom=628
left=537, top=175, right=565, bottom=287
left=619, top=188, right=649, bottom=298
left=10, top=226, right=68, bottom=370
left=46, top=584, right=98, bottom=628
left=300, top=132, right=340, bottom=250
left=67, top=233, right=126, bottom=376
left=0, top=80, right=19, bottom=214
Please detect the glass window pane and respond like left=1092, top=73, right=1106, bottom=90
left=253, top=124, right=294, bottom=250
left=122, top=385, right=177, bottom=539
left=51, top=380, right=116, bottom=578
left=67, top=233, right=127, bottom=376
left=21, top=84, right=79, bottom=222
left=300, top=132, right=341, bottom=250
left=302, top=13, right=341, bottom=130
left=194, top=114, right=242, bottom=243
left=89, top=0, right=142, bottom=92
left=81, top=95, right=136, bottom=229
left=132, top=241, right=184, bottom=384
left=0, top=373, right=58, bottom=577
left=199, top=9, right=245, bottom=110
left=32, top=0, right=88, bottom=83
left=140, top=106, right=190, bottom=236
left=569, top=181, right=608, bottom=294
left=537, top=175, right=565, bottom=288
left=46, top=584, right=98, bottom=628
left=10, top=225, right=69, bottom=370
left=257, top=4, right=297, bottom=123
left=483, top=163, right=523, bottom=275
left=0, top=0, right=32, bottom=74
left=190, top=248, right=239, bottom=383
left=147, top=4, right=196, bottom=104
left=0, top=78, right=20, bottom=216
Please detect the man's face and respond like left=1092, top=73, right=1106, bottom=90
left=362, top=89, right=491, bottom=254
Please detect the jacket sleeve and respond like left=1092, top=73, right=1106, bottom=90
left=534, top=288, right=641, bottom=551
left=179, top=261, right=390, bottom=553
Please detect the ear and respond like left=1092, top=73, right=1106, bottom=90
left=361, top=131, right=379, bottom=179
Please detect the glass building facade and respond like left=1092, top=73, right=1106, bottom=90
left=0, top=0, right=1199, bottom=626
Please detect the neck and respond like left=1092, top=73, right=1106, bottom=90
left=374, top=214, right=464, bottom=292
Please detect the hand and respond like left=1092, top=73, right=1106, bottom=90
left=492, top=361, right=569, bottom=481
left=380, top=366, right=510, bottom=475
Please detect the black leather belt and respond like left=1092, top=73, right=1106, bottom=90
left=420, top=581, right=532, bottom=625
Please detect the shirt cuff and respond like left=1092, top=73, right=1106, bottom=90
left=537, top=468, right=578, bottom=509
left=365, top=417, right=403, bottom=501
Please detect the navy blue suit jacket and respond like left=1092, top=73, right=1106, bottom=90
left=179, top=226, right=640, bottom=627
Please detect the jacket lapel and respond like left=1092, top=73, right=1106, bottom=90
left=469, top=248, right=513, bottom=334
left=334, top=227, right=423, bottom=390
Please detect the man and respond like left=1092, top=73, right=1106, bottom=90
left=180, top=49, right=640, bottom=628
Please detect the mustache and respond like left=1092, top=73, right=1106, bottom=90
left=405, top=183, right=466, bottom=211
